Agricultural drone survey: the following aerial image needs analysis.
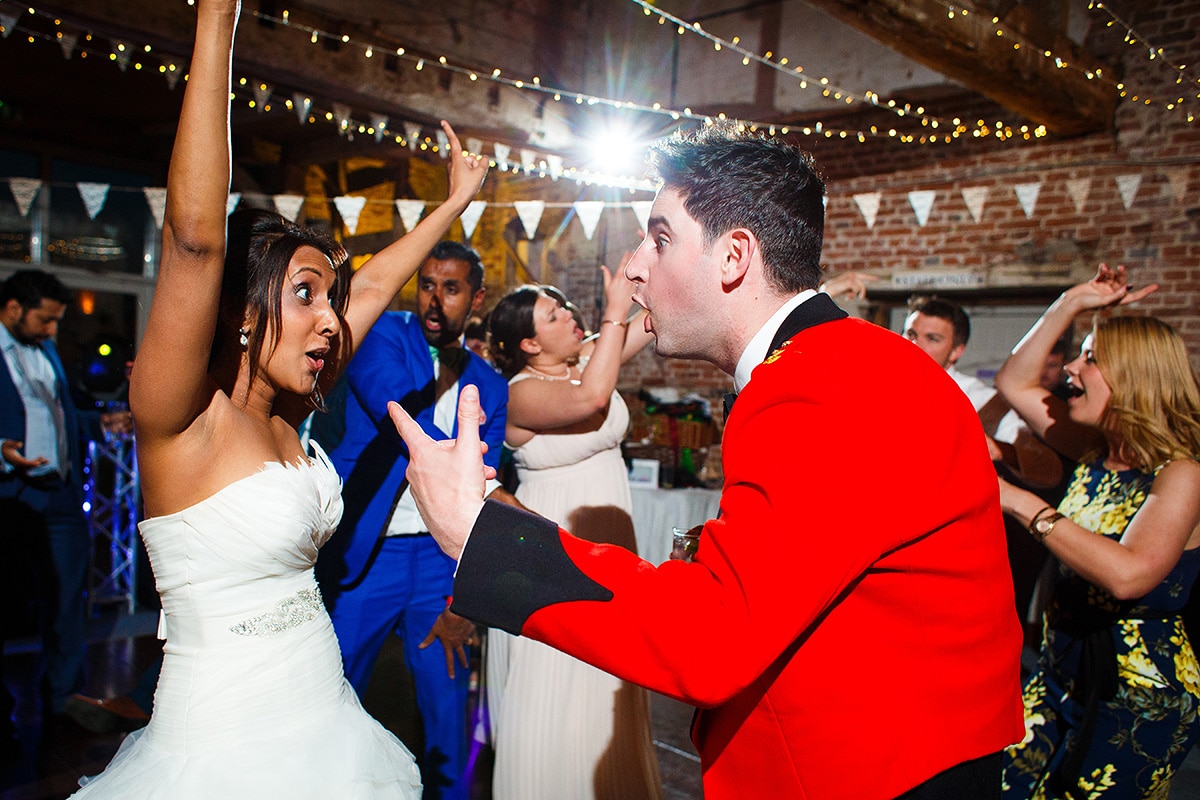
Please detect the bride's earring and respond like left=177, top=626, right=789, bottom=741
left=239, top=327, right=250, bottom=348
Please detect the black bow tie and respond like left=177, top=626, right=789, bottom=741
left=723, top=391, right=738, bottom=419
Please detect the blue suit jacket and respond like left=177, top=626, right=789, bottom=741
left=321, top=311, right=508, bottom=588
left=0, top=338, right=101, bottom=504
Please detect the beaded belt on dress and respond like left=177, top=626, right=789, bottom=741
left=157, top=586, right=324, bottom=648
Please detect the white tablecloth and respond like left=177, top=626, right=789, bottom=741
left=630, top=487, right=722, bottom=565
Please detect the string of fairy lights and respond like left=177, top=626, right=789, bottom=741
left=0, top=0, right=1195, bottom=178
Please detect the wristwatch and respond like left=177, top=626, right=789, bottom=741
left=1029, top=508, right=1065, bottom=542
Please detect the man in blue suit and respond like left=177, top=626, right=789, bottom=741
left=0, top=270, right=127, bottom=754
left=318, top=241, right=508, bottom=800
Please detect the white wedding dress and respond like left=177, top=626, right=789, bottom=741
left=71, top=443, right=421, bottom=799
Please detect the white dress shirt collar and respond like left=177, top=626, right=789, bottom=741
left=732, top=289, right=817, bottom=393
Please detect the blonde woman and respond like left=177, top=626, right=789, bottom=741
left=995, top=264, right=1200, bottom=798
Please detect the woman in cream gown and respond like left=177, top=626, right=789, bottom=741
left=484, top=275, right=662, bottom=800
left=69, top=1, right=487, bottom=796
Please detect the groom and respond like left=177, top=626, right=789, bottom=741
left=390, top=126, right=1024, bottom=799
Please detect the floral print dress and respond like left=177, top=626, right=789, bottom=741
left=1003, top=461, right=1200, bottom=799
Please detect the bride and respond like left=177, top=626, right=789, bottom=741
left=69, top=1, right=486, bottom=796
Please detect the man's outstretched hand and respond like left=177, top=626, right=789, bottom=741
left=388, top=384, right=494, bottom=560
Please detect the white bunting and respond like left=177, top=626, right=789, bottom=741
left=1065, top=178, right=1090, bottom=214
left=459, top=201, right=486, bottom=240
left=465, top=138, right=483, bottom=157
left=77, top=182, right=110, bottom=220
left=334, top=196, right=367, bottom=236
left=436, top=128, right=449, bottom=158
left=547, top=154, right=563, bottom=180
left=960, top=186, right=989, bottom=223
left=293, top=93, right=311, bottom=125
left=251, top=82, right=272, bottom=111
left=404, top=122, right=421, bottom=151
left=273, top=194, right=304, bottom=222
left=332, top=103, right=352, bottom=135
left=143, top=187, right=167, bottom=228
left=58, top=29, right=78, bottom=59
left=369, top=113, right=388, bottom=142
left=493, top=143, right=511, bottom=171
left=520, top=149, right=536, bottom=172
left=8, top=178, right=41, bottom=217
left=630, top=201, right=653, bottom=234
left=395, top=199, right=425, bottom=233
left=1115, top=174, right=1141, bottom=210
left=226, top=193, right=241, bottom=216
left=852, top=192, right=881, bottom=229
left=112, top=43, right=130, bottom=72
left=573, top=201, right=604, bottom=241
left=1166, top=170, right=1190, bottom=203
left=164, top=66, right=182, bottom=91
left=1014, top=182, right=1042, bottom=219
left=513, top=200, right=545, bottom=240
left=907, top=190, right=937, bottom=227
left=1, top=11, right=18, bottom=38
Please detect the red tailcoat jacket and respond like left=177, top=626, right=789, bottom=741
left=452, top=298, right=1024, bottom=799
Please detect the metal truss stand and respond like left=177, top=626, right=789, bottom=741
left=84, top=432, right=140, bottom=615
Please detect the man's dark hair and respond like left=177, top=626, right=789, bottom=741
left=1, top=269, right=73, bottom=309
left=428, top=240, right=484, bottom=294
left=906, top=295, right=971, bottom=347
left=647, top=124, right=826, bottom=294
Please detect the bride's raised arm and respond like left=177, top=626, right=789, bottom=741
left=128, top=0, right=239, bottom=440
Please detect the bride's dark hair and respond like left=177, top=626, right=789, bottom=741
left=216, top=208, right=351, bottom=408
left=487, top=285, right=543, bottom=379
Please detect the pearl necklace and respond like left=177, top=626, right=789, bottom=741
left=524, top=363, right=578, bottom=384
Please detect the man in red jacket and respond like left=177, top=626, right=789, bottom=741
left=390, top=124, right=1025, bottom=799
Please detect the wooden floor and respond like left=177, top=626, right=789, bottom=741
left=7, top=612, right=1200, bottom=800
left=0, top=610, right=704, bottom=800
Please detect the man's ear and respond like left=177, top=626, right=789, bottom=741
left=947, top=342, right=967, bottom=366
left=471, top=289, right=485, bottom=314
left=719, top=228, right=755, bottom=289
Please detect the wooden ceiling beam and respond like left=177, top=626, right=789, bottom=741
left=802, top=0, right=1118, bottom=136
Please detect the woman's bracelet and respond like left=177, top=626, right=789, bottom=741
left=601, top=319, right=628, bottom=328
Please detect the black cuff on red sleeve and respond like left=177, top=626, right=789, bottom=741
left=450, top=499, right=614, bottom=634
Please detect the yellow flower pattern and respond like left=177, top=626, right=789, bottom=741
left=1002, top=461, right=1200, bottom=799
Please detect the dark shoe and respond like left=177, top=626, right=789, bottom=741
left=63, top=694, right=149, bottom=734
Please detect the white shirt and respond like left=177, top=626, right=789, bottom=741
left=947, top=365, right=997, bottom=412
left=0, top=324, right=67, bottom=477
left=733, top=289, right=818, bottom=393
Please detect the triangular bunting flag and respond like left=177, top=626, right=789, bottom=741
left=493, top=143, right=511, bottom=171
left=252, top=82, right=272, bottom=111
left=164, top=65, right=182, bottom=91
left=78, top=181, right=110, bottom=220
left=369, top=113, right=388, bottom=143
left=395, top=199, right=425, bottom=233
left=1, top=11, right=19, bottom=38
left=573, top=201, right=604, bottom=241
left=436, top=128, right=449, bottom=158
left=520, top=149, right=536, bottom=172
left=852, top=192, right=881, bottom=229
left=293, top=93, right=311, bottom=125
left=547, top=154, right=563, bottom=181
left=1166, top=169, right=1190, bottom=203
left=513, top=200, right=545, bottom=240
left=1014, top=182, right=1042, bottom=219
left=143, top=187, right=167, bottom=228
left=465, top=138, right=482, bottom=157
left=332, top=103, right=352, bottom=135
left=58, top=29, right=78, bottom=59
left=334, top=196, right=368, bottom=236
left=630, top=201, right=652, bottom=234
left=1065, top=178, right=1090, bottom=214
left=404, top=122, right=421, bottom=150
left=273, top=194, right=304, bottom=222
left=907, top=190, right=937, bottom=227
left=8, top=178, right=41, bottom=217
left=226, top=193, right=241, bottom=216
left=960, top=186, right=988, bottom=223
left=459, top=201, right=486, bottom=240
left=1115, top=173, right=1141, bottom=210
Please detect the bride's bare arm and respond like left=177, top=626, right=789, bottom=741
left=129, top=0, right=239, bottom=440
